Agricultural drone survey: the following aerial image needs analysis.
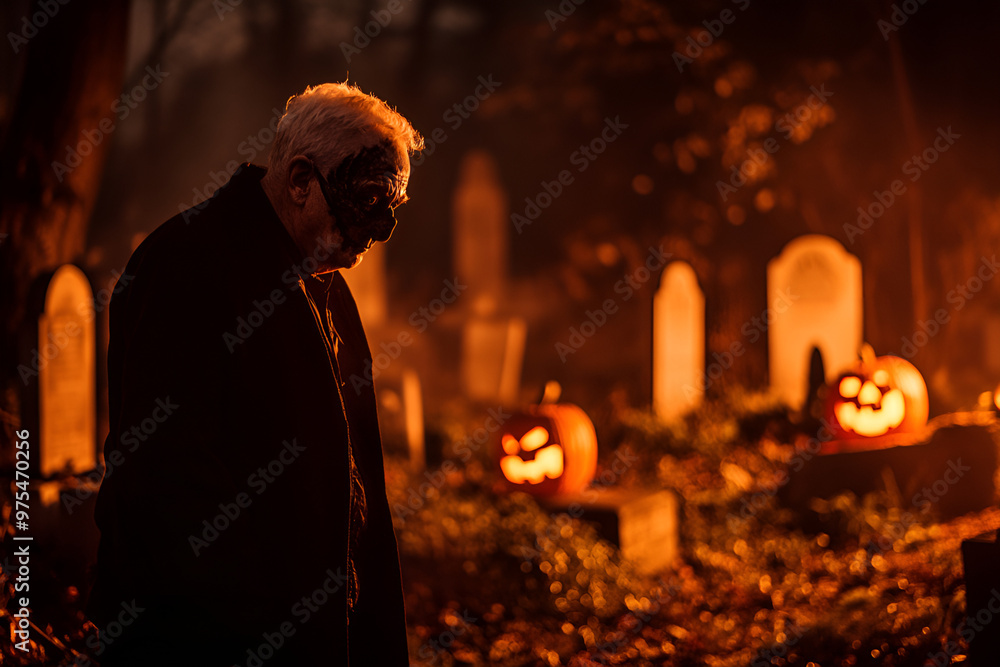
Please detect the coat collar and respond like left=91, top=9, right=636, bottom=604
left=226, top=162, right=305, bottom=271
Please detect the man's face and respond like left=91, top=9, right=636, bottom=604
left=310, top=140, right=410, bottom=271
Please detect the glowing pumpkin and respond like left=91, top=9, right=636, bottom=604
left=824, top=344, right=928, bottom=443
left=495, top=403, right=597, bottom=496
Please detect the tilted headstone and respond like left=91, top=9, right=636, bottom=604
left=767, top=235, right=862, bottom=409
left=461, top=316, right=526, bottom=405
left=653, top=261, right=705, bottom=421
left=39, top=265, right=97, bottom=476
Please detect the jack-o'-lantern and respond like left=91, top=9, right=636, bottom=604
left=825, top=344, right=928, bottom=442
left=495, top=402, right=597, bottom=497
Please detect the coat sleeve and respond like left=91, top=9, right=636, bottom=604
left=93, top=235, right=243, bottom=633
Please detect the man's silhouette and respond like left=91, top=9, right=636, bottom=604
left=89, top=83, right=422, bottom=666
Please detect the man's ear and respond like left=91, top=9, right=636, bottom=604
left=287, top=155, right=314, bottom=206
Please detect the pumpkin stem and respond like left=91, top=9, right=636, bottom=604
left=540, top=380, right=562, bottom=405
left=860, top=343, right=876, bottom=365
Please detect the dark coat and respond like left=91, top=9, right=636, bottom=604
left=89, top=164, right=408, bottom=666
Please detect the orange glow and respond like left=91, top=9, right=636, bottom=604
left=825, top=346, right=929, bottom=446
left=501, top=434, right=520, bottom=456
left=834, top=387, right=905, bottom=437
left=839, top=376, right=861, bottom=398
left=519, top=426, right=550, bottom=452
left=500, top=444, right=564, bottom=484
left=495, top=404, right=597, bottom=496
left=754, top=188, right=775, bottom=212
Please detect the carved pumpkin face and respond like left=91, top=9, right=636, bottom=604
left=495, top=404, right=597, bottom=496
left=825, top=346, right=928, bottom=443
left=501, top=426, right=563, bottom=484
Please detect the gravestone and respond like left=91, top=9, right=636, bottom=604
left=374, top=368, right=426, bottom=469
left=462, top=316, right=526, bottom=405
left=768, top=235, right=862, bottom=410
left=539, top=488, right=679, bottom=575
left=452, top=150, right=508, bottom=315
left=342, top=241, right=387, bottom=329
left=402, top=369, right=425, bottom=472
left=653, top=261, right=705, bottom=421
left=780, top=419, right=998, bottom=524
left=39, top=265, right=97, bottom=477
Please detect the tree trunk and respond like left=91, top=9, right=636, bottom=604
left=0, top=0, right=130, bottom=446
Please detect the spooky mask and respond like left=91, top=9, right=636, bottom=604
left=313, top=141, right=409, bottom=251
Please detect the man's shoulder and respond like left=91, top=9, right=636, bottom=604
left=124, top=213, right=227, bottom=294
left=126, top=165, right=269, bottom=286
left=174, top=163, right=267, bottom=229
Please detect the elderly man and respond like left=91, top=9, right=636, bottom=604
left=89, top=83, right=422, bottom=666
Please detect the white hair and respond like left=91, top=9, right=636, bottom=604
left=268, top=82, right=423, bottom=174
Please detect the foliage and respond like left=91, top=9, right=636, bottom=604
left=387, top=391, right=997, bottom=666
left=2, top=390, right=995, bottom=665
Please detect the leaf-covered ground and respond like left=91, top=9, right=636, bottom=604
left=394, top=391, right=1000, bottom=666
left=3, top=391, right=998, bottom=665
